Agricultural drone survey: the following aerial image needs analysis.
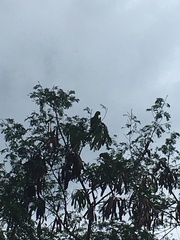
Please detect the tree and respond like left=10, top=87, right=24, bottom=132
left=0, top=84, right=180, bottom=239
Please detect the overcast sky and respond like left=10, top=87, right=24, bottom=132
left=1, top=0, right=180, bottom=131
left=1, top=0, right=180, bottom=237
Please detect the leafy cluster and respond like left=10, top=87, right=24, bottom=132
left=0, top=85, right=180, bottom=239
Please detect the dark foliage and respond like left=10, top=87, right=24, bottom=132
left=0, top=85, right=179, bottom=239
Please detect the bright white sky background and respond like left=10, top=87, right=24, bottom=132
left=1, top=0, right=180, bottom=238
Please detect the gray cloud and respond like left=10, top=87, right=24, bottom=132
left=0, top=0, right=180, bottom=130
